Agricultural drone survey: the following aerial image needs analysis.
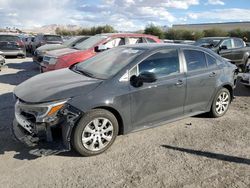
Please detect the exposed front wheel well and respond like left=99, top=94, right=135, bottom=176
left=93, top=106, right=124, bottom=135
left=222, top=85, right=233, bottom=102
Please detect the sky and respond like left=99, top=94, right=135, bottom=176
left=0, top=0, right=250, bottom=31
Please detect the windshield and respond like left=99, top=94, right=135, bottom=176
left=74, top=35, right=108, bottom=50
left=73, top=47, right=145, bottom=79
left=63, top=37, right=78, bottom=46
left=194, top=38, right=221, bottom=47
left=44, top=35, right=62, bottom=42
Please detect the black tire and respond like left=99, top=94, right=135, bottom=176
left=72, top=109, right=119, bottom=156
left=210, top=88, right=231, bottom=118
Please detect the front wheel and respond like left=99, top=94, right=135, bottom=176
left=72, top=109, right=119, bottom=156
left=210, top=88, right=231, bottom=118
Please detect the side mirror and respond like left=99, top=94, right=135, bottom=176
left=130, top=72, right=157, bottom=87
left=220, top=45, right=227, bottom=50
left=94, top=44, right=108, bottom=52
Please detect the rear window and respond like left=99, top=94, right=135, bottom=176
left=146, top=38, right=157, bottom=43
left=184, top=50, right=207, bottom=71
left=0, top=35, right=19, bottom=42
left=44, top=35, right=62, bottom=42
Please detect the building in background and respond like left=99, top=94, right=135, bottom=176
left=173, top=22, right=250, bottom=31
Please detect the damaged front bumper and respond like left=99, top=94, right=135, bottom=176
left=12, top=103, right=82, bottom=156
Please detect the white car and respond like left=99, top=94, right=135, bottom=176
left=0, top=51, right=5, bottom=71
left=240, top=63, right=250, bottom=87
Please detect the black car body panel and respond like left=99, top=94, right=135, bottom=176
left=13, top=44, right=237, bottom=155
left=14, top=68, right=102, bottom=103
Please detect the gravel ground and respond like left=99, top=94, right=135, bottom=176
left=0, top=58, right=249, bottom=188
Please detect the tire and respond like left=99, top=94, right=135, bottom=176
left=72, top=109, right=119, bottom=156
left=210, top=88, right=231, bottom=118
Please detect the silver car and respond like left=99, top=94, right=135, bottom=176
left=0, top=34, right=26, bottom=57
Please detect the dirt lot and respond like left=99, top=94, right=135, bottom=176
left=0, top=58, right=249, bottom=188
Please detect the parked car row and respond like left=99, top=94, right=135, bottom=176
left=38, top=33, right=161, bottom=72
left=33, top=35, right=89, bottom=63
left=23, top=34, right=63, bottom=54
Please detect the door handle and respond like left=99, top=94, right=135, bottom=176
left=209, top=72, right=216, bottom=77
left=175, top=80, right=183, bottom=86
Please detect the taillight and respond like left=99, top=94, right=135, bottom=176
left=16, top=40, right=25, bottom=48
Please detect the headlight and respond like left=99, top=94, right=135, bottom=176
left=15, top=99, right=68, bottom=123
left=48, top=57, right=58, bottom=65
left=36, top=50, right=45, bottom=56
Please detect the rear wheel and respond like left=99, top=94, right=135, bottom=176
left=210, top=88, right=231, bottom=118
left=72, top=109, right=119, bottom=156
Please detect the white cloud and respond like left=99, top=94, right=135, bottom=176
left=206, top=0, right=225, bottom=5
left=187, top=8, right=250, bottom=21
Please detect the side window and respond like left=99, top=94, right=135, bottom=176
left=146, top=37, right=157, bottom=43
left=184, top=50, right=207, bottom=71
left=105, top=38, right=125, bottom=49
left=234, top=38, right=244, bottom=48
left=138, top=49, right=180, bottom=78
left=205, top=54, right=217, bottom=68
left=128, top=37, right=144, bottom=44
left=221, top=39, right=232, bottom=49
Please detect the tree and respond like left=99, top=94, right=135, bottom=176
left=144, top=24, right=165, bottom=39
left=203, top=28, right=228, bottom=37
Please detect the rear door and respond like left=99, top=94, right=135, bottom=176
left=230, top=38, right=246, bottom=64
left=129, top=49, right=186, bottom=128
left=183, top=49, right=219, bottom=113
left=219, top=39, right=233, bottom=60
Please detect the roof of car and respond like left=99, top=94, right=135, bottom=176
left=96, top=33, right=159, bottom=38
left=121, top=43, right=195, bottom=50
left=200, top=37, right=240, bottom=40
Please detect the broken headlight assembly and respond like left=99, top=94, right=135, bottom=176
left=15, top=99, right=68, bottom=124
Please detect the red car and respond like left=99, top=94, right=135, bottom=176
left=40, top=33, right=161, bottom=72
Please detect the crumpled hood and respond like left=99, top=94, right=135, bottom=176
left=36, top=44, right=66, bottom=53
left=14, top=68, right=102, bottom=103
left=46, top=48, right=80, bottom=57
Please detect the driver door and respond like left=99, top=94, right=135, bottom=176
left=129, top=49, right=186, bottom=129
left=219, top=39, right=233, bottom=60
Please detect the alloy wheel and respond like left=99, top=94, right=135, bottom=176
left=215, top=91, right=230, bottom=115
left=81, top=118, right=114, bottom=151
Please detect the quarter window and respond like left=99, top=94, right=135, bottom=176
left=104, top=38, right=125, bottom=49
left=128, top=37, right=144, bottom=44
left=205, top=54, right=217, bottom=68
left=145, top=38, right=157, bottom=43
left=138, top=49, right=180, bottom=78
left=184, top=50, right=207, bottom=71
